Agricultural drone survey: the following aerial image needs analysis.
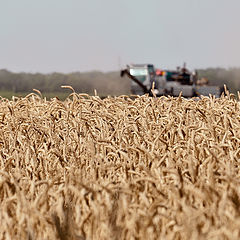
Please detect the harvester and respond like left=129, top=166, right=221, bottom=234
left=120, top=63, right=223, bottom=97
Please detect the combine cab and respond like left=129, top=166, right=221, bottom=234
left=121, top=63, right=222, bottom=98
left=123, top=64, right=155, bottom=95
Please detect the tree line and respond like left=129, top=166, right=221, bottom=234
left=0, top=67, right=239, bottom=96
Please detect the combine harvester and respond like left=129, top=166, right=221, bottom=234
left=121, top=63, right=223, bottom=97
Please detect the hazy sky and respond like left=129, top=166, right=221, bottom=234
left=1, top=0, right=240, bottom=73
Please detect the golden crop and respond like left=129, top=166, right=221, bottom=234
left=0, top=91, right=240, bottom=239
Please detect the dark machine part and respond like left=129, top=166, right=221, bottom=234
left=167, top=64, right=192, bottom=85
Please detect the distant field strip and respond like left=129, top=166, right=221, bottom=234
left=0, top=92, right=240, bottom=239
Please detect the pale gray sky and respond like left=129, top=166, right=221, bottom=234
left=1, top=0, right=240, bottom=73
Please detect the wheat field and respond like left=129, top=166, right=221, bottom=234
left=0, top=90, right=240, bottom=240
